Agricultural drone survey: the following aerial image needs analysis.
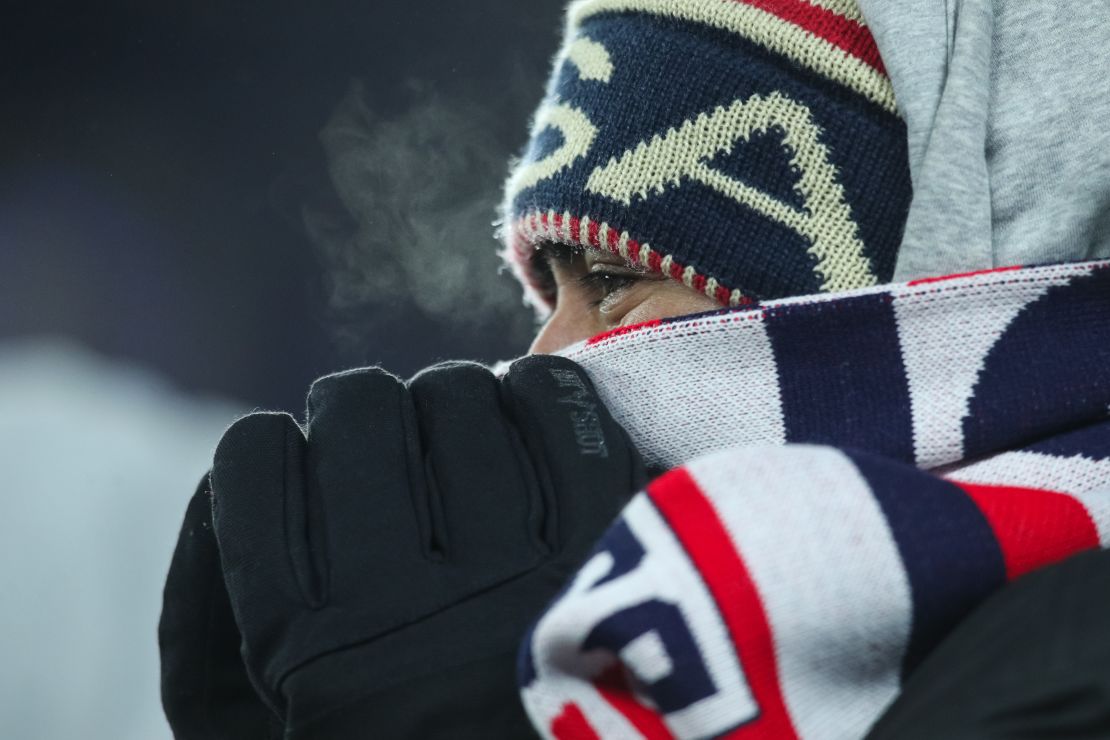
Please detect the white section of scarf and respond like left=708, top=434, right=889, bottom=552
left=555, top=261, right=1104, bottom=472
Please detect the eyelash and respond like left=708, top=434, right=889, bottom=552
left=577, top=271, right=640, bottom=306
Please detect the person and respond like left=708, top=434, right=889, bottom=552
left=159, top=0, right=1110, bottom=738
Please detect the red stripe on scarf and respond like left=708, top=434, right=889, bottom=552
left=907, top=265, right=1024, bottom=286
left=649, top=468, right=800, bottom=739
left=552, top=702, right=602, bottom=740
left=586, top=319, right=664, bottom=346
left=595, top=665, right=675, bottom=738
left=733, top=0, right=887, bottom=74
left=957, top=482, right=1101, bottom=581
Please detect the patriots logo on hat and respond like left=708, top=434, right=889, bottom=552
left=503, top=0, right=911, bottom=310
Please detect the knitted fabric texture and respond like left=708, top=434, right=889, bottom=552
left=518, top=259, right=1110, bottom=738
left=502, top=0, right=912, bottom=312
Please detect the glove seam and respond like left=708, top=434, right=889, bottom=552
left=401, top=387, right=449, bottom=560
left=284, top=417, right=326, bottom=609
left=499, top=372, right=558, bottom=553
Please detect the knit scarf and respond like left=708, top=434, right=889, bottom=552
left=519, top=260, right=1110, bottom=739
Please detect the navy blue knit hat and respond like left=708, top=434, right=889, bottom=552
left=502, top=0, right=911, bottom=311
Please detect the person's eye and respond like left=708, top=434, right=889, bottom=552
left=577, top=270, right=641, bottom=308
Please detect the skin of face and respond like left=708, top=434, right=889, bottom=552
left=528, top=242, right=721, bottom=354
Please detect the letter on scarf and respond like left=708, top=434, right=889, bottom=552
left=519, top=443, right=1110, bottom=739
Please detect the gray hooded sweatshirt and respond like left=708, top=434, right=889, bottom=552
left=857, top=1, right=1110, bottom=281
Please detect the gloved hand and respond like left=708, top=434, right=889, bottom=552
left=210, top=355, right=646, bottom=738
left=159, top=476, right=283, bottom=740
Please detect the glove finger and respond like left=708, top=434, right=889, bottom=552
left=408, top=361, right=545, bottom=571
left=211, top=412, right=315, bottom=660
left=159, top=476, right=282, bottom=739
left=305, top=367, right=427, bottom=605
left=501, top=355, right=646, bottom=557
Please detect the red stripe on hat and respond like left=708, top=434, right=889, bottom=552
left=649, top=469, right=800, bottom=739
left=552, top=702, right=602, bottom=740
left=733, top=0, right=886, bottom=74
left=956, top=482, right=1101, bottom=581
left=907, top=265, right=1024, bottom=286
left=595, top=665, right=675, bottom=739
left=569, top=215, right=583, bottom=243
left=606, top=226, right=621, bottom=250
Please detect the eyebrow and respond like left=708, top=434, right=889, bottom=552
left=535, top=240, right=647, bottom=273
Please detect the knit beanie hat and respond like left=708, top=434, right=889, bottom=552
left=501, top=0, right=911, bottom=312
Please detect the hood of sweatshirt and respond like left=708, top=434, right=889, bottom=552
left=857, top=0, right=1110, bottom=281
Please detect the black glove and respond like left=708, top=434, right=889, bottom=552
left=159, top=476, right=283, bottom=740
left=210, top=356, right=646, bottom=738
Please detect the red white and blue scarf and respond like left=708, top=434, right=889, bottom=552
left=519, top=260, right=1110, bottom=739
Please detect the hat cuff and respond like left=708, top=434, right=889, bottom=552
left=505, top=208, right=756, bottom=314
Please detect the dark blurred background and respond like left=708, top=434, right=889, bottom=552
left=0, top=3, right=563, bottom=737
left=2, top=0, right=563, bottom=412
